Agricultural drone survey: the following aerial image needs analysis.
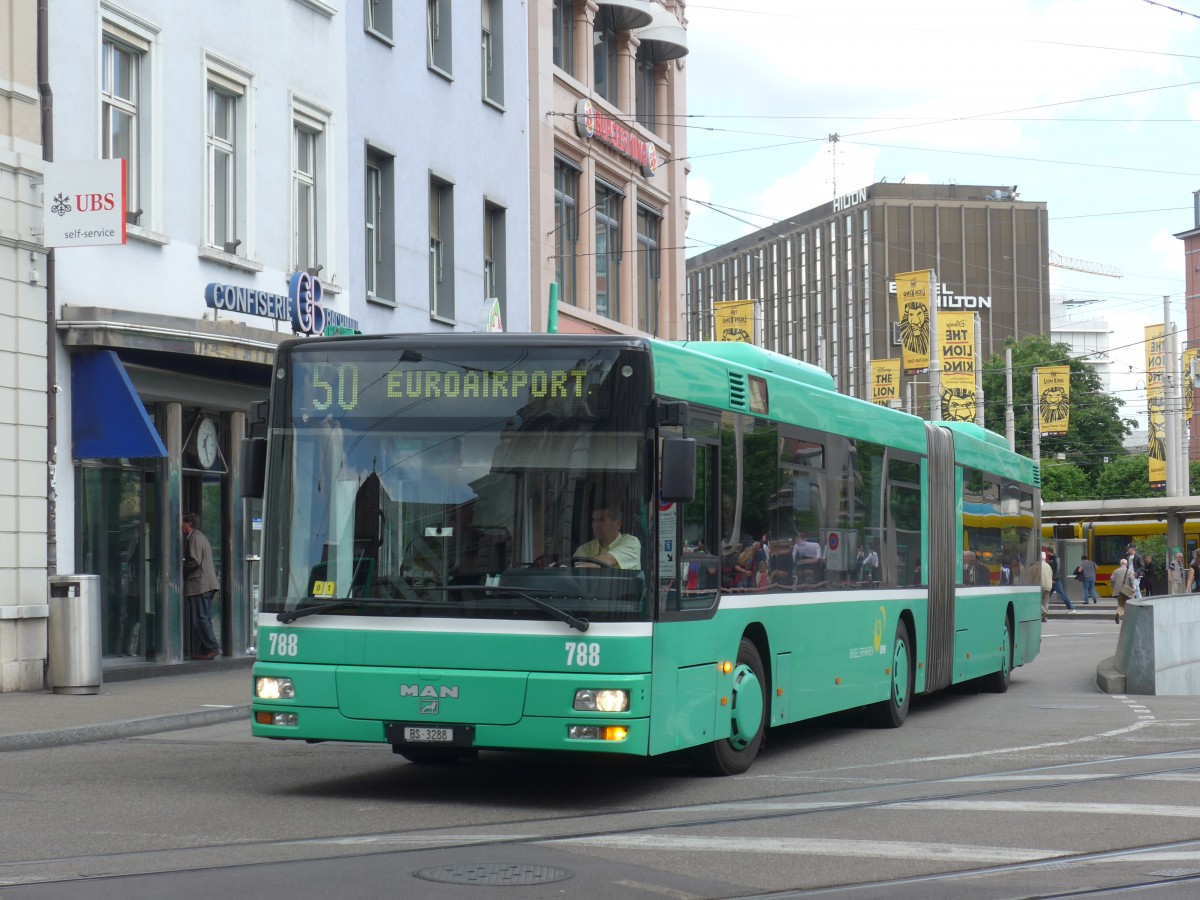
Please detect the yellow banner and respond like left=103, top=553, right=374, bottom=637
left=871, top=358, right=901, bottom=405
left=714, top=300, right=755, bottom=343
left=1145, top=325, right=1166, bottom=484
left=895, top=270, right=933, bottom=372
left=939, top=312, right=975, bottom=421
left=1036, top=366, right=1070, bottom=435
left=1184, top=347, right=1197, bottom=423
left=1147, top=382, right=1166, bottom=483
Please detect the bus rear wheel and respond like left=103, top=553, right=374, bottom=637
left=869, top=619, right=913, bottom=728
left=693, top=637, right=767, bottom=776
left=981, top=617, right=1013, bottom=693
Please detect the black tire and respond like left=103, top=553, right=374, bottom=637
left=981, top=616, right=1013, bottom=694
left=868, top=618, right=913, bottom=728
left=693, top=637, right=768, bottom=776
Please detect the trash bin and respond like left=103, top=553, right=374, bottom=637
left=47, top=574, right=102, bottom=695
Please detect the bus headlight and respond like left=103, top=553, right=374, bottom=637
left=256, top=676, right=295, bottom=700
left=574, top=689, right=629, bottom=712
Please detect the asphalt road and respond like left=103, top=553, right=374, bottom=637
left=2, top=619, right=1199, bottom=899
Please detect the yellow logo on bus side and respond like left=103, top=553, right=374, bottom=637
left=873, top=606, right=886, bottom=654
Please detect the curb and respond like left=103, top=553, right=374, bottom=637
left=0, top=705, right=250, bottom=752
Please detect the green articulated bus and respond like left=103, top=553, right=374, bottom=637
left=244, top=333, right=1042, bottom=775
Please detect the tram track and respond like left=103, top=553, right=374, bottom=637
left=5, top=744, right=1200, bottom=895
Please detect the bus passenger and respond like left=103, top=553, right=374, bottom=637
left=574, top=505, right=641, bottom=569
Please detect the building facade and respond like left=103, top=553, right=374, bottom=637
left=686, top=183, right=1051, bottom=413
left=1175, top=191, right=1200, bottom=461
left=14, top=0, right=532, bottom=688
left=0, top=0, right=48, bottom=692
left=529, top=0, right=688, bottom=337
left=1050, top=298, right=1112, bottom=393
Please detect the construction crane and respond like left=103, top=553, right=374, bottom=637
left=1049, top=250, right=1122, bottom=278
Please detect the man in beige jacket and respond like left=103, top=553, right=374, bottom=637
left=183, top=513, right=221, bottom=659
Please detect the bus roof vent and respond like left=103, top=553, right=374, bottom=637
left=728, top=371, right=749, bottom=411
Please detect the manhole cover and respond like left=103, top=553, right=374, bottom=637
left=414, top=864, right=572, bottom=886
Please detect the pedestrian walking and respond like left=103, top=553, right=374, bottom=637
left=1110, top=557, right=1136, bottom=624
left=1073, top=554, right=1101, bottom=605
left=1040, top=550, right=1053, bottom=622
left=182, top=512, right=222, bottom=660
left=1045, top=547, right=1076, bottom=613
left=1125, top=543, right=1145, bottom=598
left=1140, top=553, right=1157, bottom=597
left=1168, top=551, right=1186, bottom=595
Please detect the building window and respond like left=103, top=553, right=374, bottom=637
left=101, top=29, right=147, bottom=225
left=637, top=206, right=660, bottom=334
left=293, top=126, right=318, bottom=272
left=484, top=201, right=506, bottom=324
left=635, top=48, right=656, bottom=132
left=481, top=0, right=503, bottom=105
left=205, top=65, right=249, bottom=254
left=365, top=0, right=392, bottom=40
left=430, top=177, right=455, bottom=320
left=593, top=9, right=619, bottom=105
left=552, top=0, right=574, bottom=76
left=427, top=0, right=452, bottom=76
left=554, top=157, right=579, bottom=307
left=365, top=148, right=395, bottom=303
left=595, top=181, right=622, bottom=320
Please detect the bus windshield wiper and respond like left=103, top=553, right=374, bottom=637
left=491, top=588, right=590, bottom=632
left=278, top=600, right=358, bottom=623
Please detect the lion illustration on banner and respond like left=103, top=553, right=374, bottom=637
left=942, top=387, right=975, bottom=422
left=1040, top=385, right=1069, bottom=426
left=900, top=301, right=930, bottom=356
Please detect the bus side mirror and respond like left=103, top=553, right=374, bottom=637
left=660, top=437, right=696, bottom=503
left=240, top=437, right=267, bottom=499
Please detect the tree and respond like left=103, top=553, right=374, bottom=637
left=981, top=335, right=1134, bottom=483
left=1039, top=460, right=1091, bottom=502
left=1094, top=454, right=1159, bottom=499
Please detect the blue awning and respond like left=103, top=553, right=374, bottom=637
left=71, top=350, right=167, bottom=459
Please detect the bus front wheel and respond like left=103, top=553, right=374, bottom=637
left=693, top=637, right=767, bottom=776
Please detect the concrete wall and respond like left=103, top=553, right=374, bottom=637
left=1112, top=595, right=1200, bottom=695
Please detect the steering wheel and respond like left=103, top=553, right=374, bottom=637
left=569, top=556, right=615, bottom=569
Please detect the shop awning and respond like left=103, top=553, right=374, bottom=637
left=598, top=0, right=655, bottom=31
left=637, top=8, right=689, bottom=61
left=71, top=350, right=167, bottom=459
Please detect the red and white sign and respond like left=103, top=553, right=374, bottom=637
left=575, top=99, right=658, bottom=177
left=43, top=159, right=127, bottom=248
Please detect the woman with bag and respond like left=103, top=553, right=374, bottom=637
left=1110, top=558, right=1136, bottom=624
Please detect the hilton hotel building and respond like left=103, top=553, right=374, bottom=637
left=685, top=183, right=1051, bottom=409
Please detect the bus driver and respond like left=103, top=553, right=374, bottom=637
left=574, top=505, right=641, bottom=569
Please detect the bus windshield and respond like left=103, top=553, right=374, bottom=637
left=262, top=342, right=653, bottom=623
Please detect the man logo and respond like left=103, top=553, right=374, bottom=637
left=419, top=700, right=439, bottom=715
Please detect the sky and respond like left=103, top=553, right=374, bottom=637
left=679, top=0, right=1200, bottom=430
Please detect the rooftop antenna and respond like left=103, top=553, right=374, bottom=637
left=828, top=133, right=839, bottom=197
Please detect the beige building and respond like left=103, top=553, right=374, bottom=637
left=529, top=0, right=689, bottom=337
left=0, top=0, right=49, bottom=691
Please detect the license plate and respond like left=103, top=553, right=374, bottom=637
left=385, top=722, right=475, bottom=746
left=402, top=726, right=452, bottom=743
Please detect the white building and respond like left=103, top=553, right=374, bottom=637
left=3, top=0, right=531, bottom=687
left=0, top=0, right=48, bottom=692
left=1050, top=297, right=1112, bottom=393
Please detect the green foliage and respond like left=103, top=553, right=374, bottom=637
left=981, top=335, right=1134, bottom=483
left=1039, top=460, right=1091, bottom=502
left=1094, top=454, right=1159, bottom=499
